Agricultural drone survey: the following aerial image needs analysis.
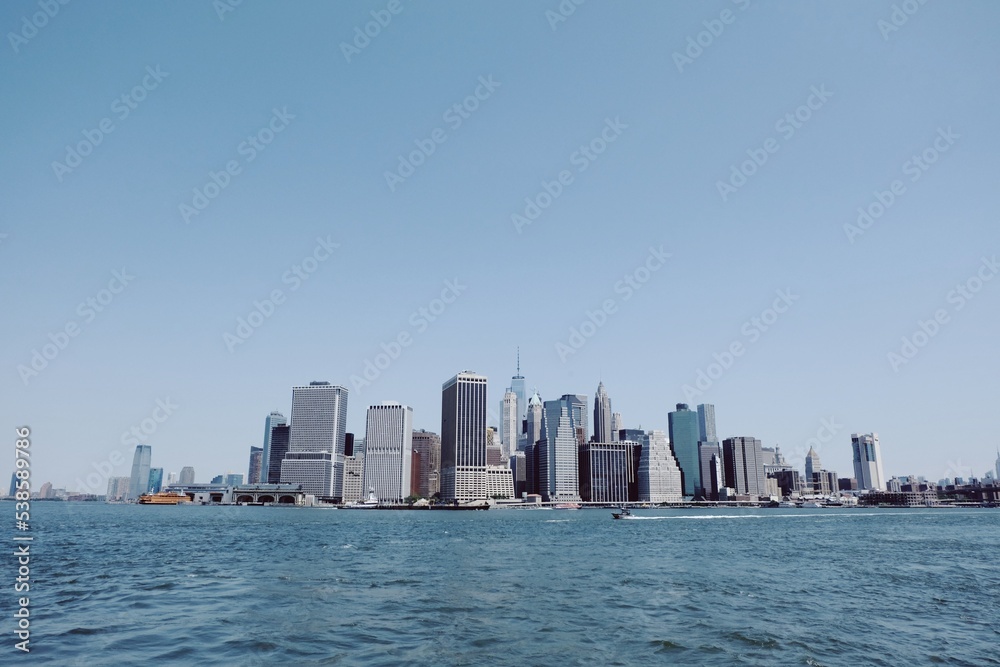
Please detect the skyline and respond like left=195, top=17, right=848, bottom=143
left=3, top=1, right=1000, bottom=490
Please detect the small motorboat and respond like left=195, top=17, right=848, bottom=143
left=611, top=507, right=632, bottom=520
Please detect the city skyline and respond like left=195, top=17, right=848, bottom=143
left=4, top=4, right=999, bottom=493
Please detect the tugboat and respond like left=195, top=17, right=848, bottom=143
left=344, top=489, right=380, bottom=509
left=611, top=507, right=632, bottom=520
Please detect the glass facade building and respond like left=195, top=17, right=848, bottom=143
left=668, top=404, right=701, bottom=496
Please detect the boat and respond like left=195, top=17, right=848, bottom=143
left=137, top=491, right=190, bottom=505
left=611, top=507, right=632, bottom=520
left=553, top=502, right=581, bottom=510
left=778, top=501, right=797, bottom=508
left=343, top=489, right=380, bottom=509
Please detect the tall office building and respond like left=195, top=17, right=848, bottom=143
left=441, top=371, right=488, bottom=501
left=261, top=411, right=286, bottom=485
left=805, top=446, right=821, bottom=481
left=539, top=396, right=584, bottom=501
left=342, top=454, right=364, bottom=504
left=106, top=476, right=130, bottom=501
left=412, top=430, right=441, bottom=498
left=127, top=445, right=152, bottom=501
left=579, top=441, right=637, bottom=503
left=638, top=430, right=683, bottom=502
left=698, top=441, right=724, bottom=500
left=178, top=466, right=195, bottom=485
left=510, top=349, right=527, bottom=419
left=147, top=468, right=164, bottom=494
left=525, top=390, right=543, bottom=448
left=224, top=473, right=244, bottom=486
left=9, top=472, right=17, bottom=498
left=852, top=433, right=886, bottom=491
left=697, top=404, right=717, bottom=442
left=610, top=412, right=622, bottom=442
left=362, top=403, right=414, bottom=503
left=500, top=390, right=518, bottom=458
left=267, top=424, right=290, bottom=484
left=247, top=446, right=264, bottom=484
left=593, top=382, right=613, bottom=444
left=723, top=436, right=767, bottom=497
left=280, top=382, right=349, bottom=497
left=563, top=394, right=589, bottom=445
left=668, top=403, right=701, bottom=497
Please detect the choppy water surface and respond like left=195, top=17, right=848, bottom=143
left=15, top=503, right=1000, bottom=665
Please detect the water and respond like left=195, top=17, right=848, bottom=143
left=11, top=503, right=1000, bottom=666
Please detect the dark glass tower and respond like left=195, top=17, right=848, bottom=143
left=668, top=403, right=701, bottom=496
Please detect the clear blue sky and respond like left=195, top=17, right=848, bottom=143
left=3, top=0, right=999, bottom=490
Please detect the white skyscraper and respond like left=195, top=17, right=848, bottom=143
left=610, top=412, right=622, bottom=442
left=638, top=430, right=683, bottom=503
left=441, top=371, right=488, bottom=501
left=593, top=382, right=613, bottom=444
left=280, top=382, right=349, bottom=498
left=540, top=397, right=583, bottom=501
left=362, top=403, right=413, bottom=503
left=525, top=390, right=543, bottom=449
left=852, top=433, right=886, bottom=491
left=500, top=390, right=518, bottom=459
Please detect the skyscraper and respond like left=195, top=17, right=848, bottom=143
left=106, top=476, right=130, bottom=501
left=342, top=454, right=364, bottom=504
left=510, top=348, right=527, bottom=420
left=539, top=396, right=584, bottom=501
left=638, top=430, right=683, bottom=503
left=697, top=404, right=717, bottom=442
left=579, top=440, right=636, bottom=503
left=610, top=412, right=622, bottom=441
left=280, top=382, right=349, bottom=497
left=267, top=424, right=290, bottom=484
left=441, top=371, right=488, bottom=501
left=9, top=472, right=17, bottom=498
left=178, top=466, right=195, bottom=485
left=261, top=411, right=286, bottom=483
left=593, top=382, right=613, bottom=444
left=668, top=403, right=701, bottom=497
left=412, top=430, right=441, bottom=498
left=500, top=390, right=518, bottom=458
left=722, top=436, right=767, bottom=497
left=127, top=445, right=151, bottom=501
left=805, top=446, right=821, bottom=482
left=563, top=394, right=589, bottom=445
left=852, top=433, right=886, bottom=491
left=147, top=468, right=164, bottom=493
left=698, top=441, right=724, bottom=500
left=362, top=403, right=414, bottom=503
left=525, top=390, right=543, bottom=448
left=248, top=446, right=264, bottom=484
left=995, top=449, right=1000, bottom=481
